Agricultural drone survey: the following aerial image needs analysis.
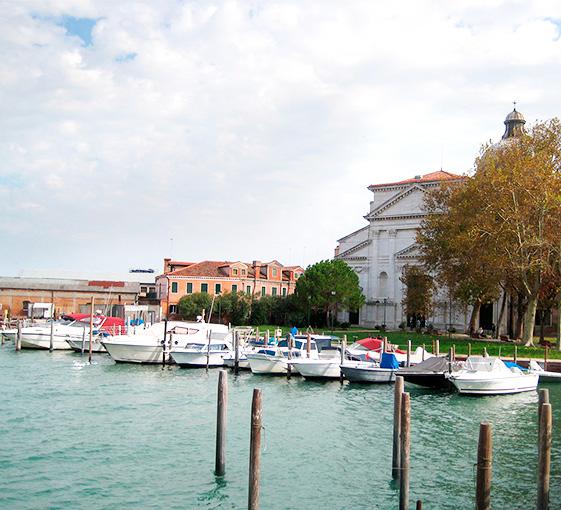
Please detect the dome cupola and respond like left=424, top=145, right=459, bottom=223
left=502, top=104, right=526, bottom=139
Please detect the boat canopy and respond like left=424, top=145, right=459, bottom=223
left=380, top=352, right=399, bottom=369
left=465, top=356, right=510, bottom=373
left=399, top=356, right=450, bottom=373
left=357, top=338, right=383, bottom=351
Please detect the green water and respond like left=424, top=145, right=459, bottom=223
left=1, top=346, right=559, bottom=509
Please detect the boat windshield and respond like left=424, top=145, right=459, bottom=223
left=170, top=327, right=199, bottom=335
left=348, top=342, right=369, bottom=351
left=278, top=339, right=316, bottom=350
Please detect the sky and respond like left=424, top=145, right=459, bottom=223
left=2, top=1, right=561, bottom=277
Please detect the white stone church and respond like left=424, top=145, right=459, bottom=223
left=335, top=108, right=527, bottom=332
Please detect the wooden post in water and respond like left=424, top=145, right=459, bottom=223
left=448, top=347, right=454, bottom=373
left=422, top=343, right=425, bottom=361
left=392, top=376, right=404, bottom=479
left=538, top=389, right=550, bottom=442
left=483, top=347, right=488, bottom=358
left=431, top=339, right=435, bottom=354
left=544, top=346, right=548, bottom=371
left=234, top=331, right=240, bottom=375
left=498, top=346, right=501, bottom=359
left=248, top=388, right=263, bottom=510
left=49, top=290, right=55, bottom=352
left=16, top=320, right=21, bottom=351
left=286, top=335, right=293, bottom=380
left=537, top=402, right=552, bottom=510
left=475, top=422, right=492, bottom=510
left=416, top=501, right=423, bottom=510
left=399, top=392, right=411, bottom=510
left=206, top=328, right=212, bottom=371
left=215, top=370, right=228, bottom=477
left=514, top=345, right=518, bottom=364
left=162, top=318, right=168, bottom=367
left=339, top=335, right=346, bottom=384
left=435, top=339, right=440, bottom=357
left=383, top=337, right=387, bottom=356
left=306, top=332, right=311, bottom=358
left=452, top=344, right=456, bottom=361
left=406, top=341, right=411, bottom=368
left=88, top=296, right=94, bottom=363
left=81, top=326, right=86, bottom=355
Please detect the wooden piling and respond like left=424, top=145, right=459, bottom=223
left=399, top=392, right=411, bottom=510
left=286, top=335, right=292, bottom=380
left=392, top=376, right=404, bottom=479
left=49, top=290, right=55, bottom=352
left=431, top=339, right=435, bottom=354
left=406, top=340, right=411, bottom=368
left=483, top=347, right=488, bottom=358
left=435, top=339, right=440, bottom=357
left=452, top=344, right=456, bottom=361
left=340, top=335, right=346, bottom=384
left=538, top=389, right=550, bottom=442
left=514, top=344, right=518, bottom=364
left=422, top=343, right=425, bottom=361
left=544, top=346, right=548, bottom=371
left=383, top=336, right=387, bottom=355
left=248, top=388, right=263, bottom=510
left=498, top=346, right=501, bottom=359
left=88, top=296, right=94, bottom=363
left=206, top=329, right=212, bottom=371
left=416, top=501, right=422, bottom=510
left=537, top=403, right=552, bottom=510
left=16, top=320, right=21, bottom=351
left=448, top=347, right=454, bottom=373
left=475, top=422, right=492, bottom=510
left=215, top=370, right=228, bottom=477
left=306, top=333, right=311, bottom=358
left=81, top=326, right=86, bottom=355
left=162, top=318, right=168, bottom=367
left=234, top=331, right=240, bottom=375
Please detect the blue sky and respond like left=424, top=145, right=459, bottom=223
left=2, top=0, right=561, bottom=276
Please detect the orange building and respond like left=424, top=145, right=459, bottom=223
left=157, top=259, right=305, bottom=316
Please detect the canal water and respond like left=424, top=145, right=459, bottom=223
left=1, top=346, right=559, bottom=509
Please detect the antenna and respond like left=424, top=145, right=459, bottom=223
left=170, top=238, right=174, bottom=258
left=513, top=100, right=517, bottom=110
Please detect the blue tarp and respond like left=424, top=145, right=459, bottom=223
left=504, top=361, right=527, bottom=371
left=380, top=352, right=399, bottom=370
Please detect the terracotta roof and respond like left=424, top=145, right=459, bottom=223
left=369, top=170, right=463, bottom=189
left=168, top=261, right=232, bottom=277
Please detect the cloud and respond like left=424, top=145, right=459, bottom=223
left=1, top=0, right=561, bottom=275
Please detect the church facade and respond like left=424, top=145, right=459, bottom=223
left=335, top=108, right=528, bottom=332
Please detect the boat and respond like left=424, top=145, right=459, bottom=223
left=288, top=348, right=343, bottom=379
left=340, top=352, right=400, bottom=383
left=18, top=314, right=123, bottom=350
left=398, top=356, right=463, bottom=389
left=1, top=328, right=17, bottom=342
left=247, top=337, right=319, bottom=375
left=447, top=356, right=539, bottom=395
left=169, top=326, right=233, bottom=367
left=102, top=321, right=224, bottom=364
left=346, top=337, right=432, bottom=365
left=528, top=360, right=561, bottom=383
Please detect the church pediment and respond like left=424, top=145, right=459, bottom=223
left=336, top=239, right=371, bottom=259
left=395, top=243, right=421, bottom=260
left=365, top=184, right=427, bottom=220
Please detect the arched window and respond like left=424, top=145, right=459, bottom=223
left=378, top=271, right=388, bottom=297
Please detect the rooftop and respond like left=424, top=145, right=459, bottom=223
left=368, top=170, right=463, bottom=189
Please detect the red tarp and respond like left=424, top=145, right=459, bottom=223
left=358, top=337, right=406, bottom=354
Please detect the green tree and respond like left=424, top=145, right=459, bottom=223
left=217, top=291, right=251, bottom=325
left=178, top=292, right=212, bottom=321
left=295, top=259, right=365, bottom=326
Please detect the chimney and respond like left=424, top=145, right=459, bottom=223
left=164, top=258, right=171, bottom=273
left=253, top=260, right=261, bottom=279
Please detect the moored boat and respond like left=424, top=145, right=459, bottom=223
left=247, top=337, right=319, bottom=375
left=340, top=352, right=400, bottom=383
left=288, top=348, right=342, bottom=379
left=398, top=356, right=463, bottom=389
left=448, top=356, right=539, bottom=395
left=528, top=360, right=561, bottom=383
left=170, top=326, right=232, bottom=367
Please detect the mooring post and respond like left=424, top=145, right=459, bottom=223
left=422, top=343, right=425, bottom=361
left=435, top=339, right=440, bottom=357
left=340, top=335, right=346, bottom=384
left=206, top=328, right=211, bottom=371
left=452, top=344, right=456, bottom=361
left=234, top=331, right=240, bottom=375
left=399, top=392, right=411, bottom=510
left=475, top=422, right=492, bottom=510
left=406, top=340, right=411, bottom=368
left=537, top=402, right=552, bottom=510
left=544, top=346, right=548, bottom=372
left=431, top=339, right=435, bottom=354
left=498, top=346, right=501, bottom=359
left=383, top=337, right=387, bottom=357
left=215, top=370, right=228, bottom=477
left=483, top=347, right=488, bottom=358
left=88, top=296, right=94, bottom=363
left=49, top=290, right=55, bottom=352
left=16, top=320, right=21, bottom=351
left=81, top=326, right=86, bottom=355
left=416, top=501, right=423, bottom=510
left=265, top=330, right=269, bottom=344
left=392, top=376, right=404, bottom=479
left=286, top=335, right=292, bottom=380
left=248, top=388, right=263, bottom=510
left=538, top=389, right=550, bottom=442
left=162, top=318, right=168, bottom=367
left=448, top=347, right=454, bottom=373
left=514, top=344, right=518, bottom=364
left=306, top=332, right=311, bottom=358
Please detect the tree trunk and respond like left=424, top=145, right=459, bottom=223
left=514, top=293, right=526, bottom=340
left=539, top=309, right=545, bottom=343
left=557, top=298, right=561, bottom=351
left=468, top=299, right=481, bottom=336
left=496, top=290, right=507, bottom=339
left=522, top=295, right=539, bottom=346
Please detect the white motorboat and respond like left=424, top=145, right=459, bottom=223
left=340, top=352, right=400, bottom=383
left=103, top=321, right=226, bottom=364
left=448, top=356, right=539, bottom=395
left=288, top=348, right=343, bottom=379
left=247, top=337, right=319, bottom=375
left=346, top=337, right=432, bottom=365
left=170, top=327, right=232, bottom=368
left=1, top=328, right=17, bottom=342
left=528, top=360, right=561, bottom=383
left=66, top=334, right=107, bottom=353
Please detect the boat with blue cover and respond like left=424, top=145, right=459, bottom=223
left=340, top=352, right=400, bottom=383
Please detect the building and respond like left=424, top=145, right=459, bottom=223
left=157, top=259, right=304, bottom=316
left=0, top=270, right=161, bottom=322
left=335, top=107, right=528, bottom=332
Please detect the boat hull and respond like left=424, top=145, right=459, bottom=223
left=20, top=333, right=73, bottom=350
left=449, top=374, right=539, bottom=395
left=400, top=373, right=452, bottom=389
left=223, top=357, right=251, bottom=370
left=341, top=365, right=396, bottom=383
left=102, top=342, right=168, bottom=364
left=170, top=351, right=227, bottom=367
left=66, top=338, right=106, bottom=353
left=247, top=354, right=294, bottom=375
left=290, top=360, right=341, bottom=379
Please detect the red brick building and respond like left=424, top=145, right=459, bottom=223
left=157, top=259, right=305, bottom=316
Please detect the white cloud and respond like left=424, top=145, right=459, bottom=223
left=1, top=0, right=561, bottom=274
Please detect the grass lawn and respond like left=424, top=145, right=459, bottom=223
left=250, top=324, right=561, bottom=360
